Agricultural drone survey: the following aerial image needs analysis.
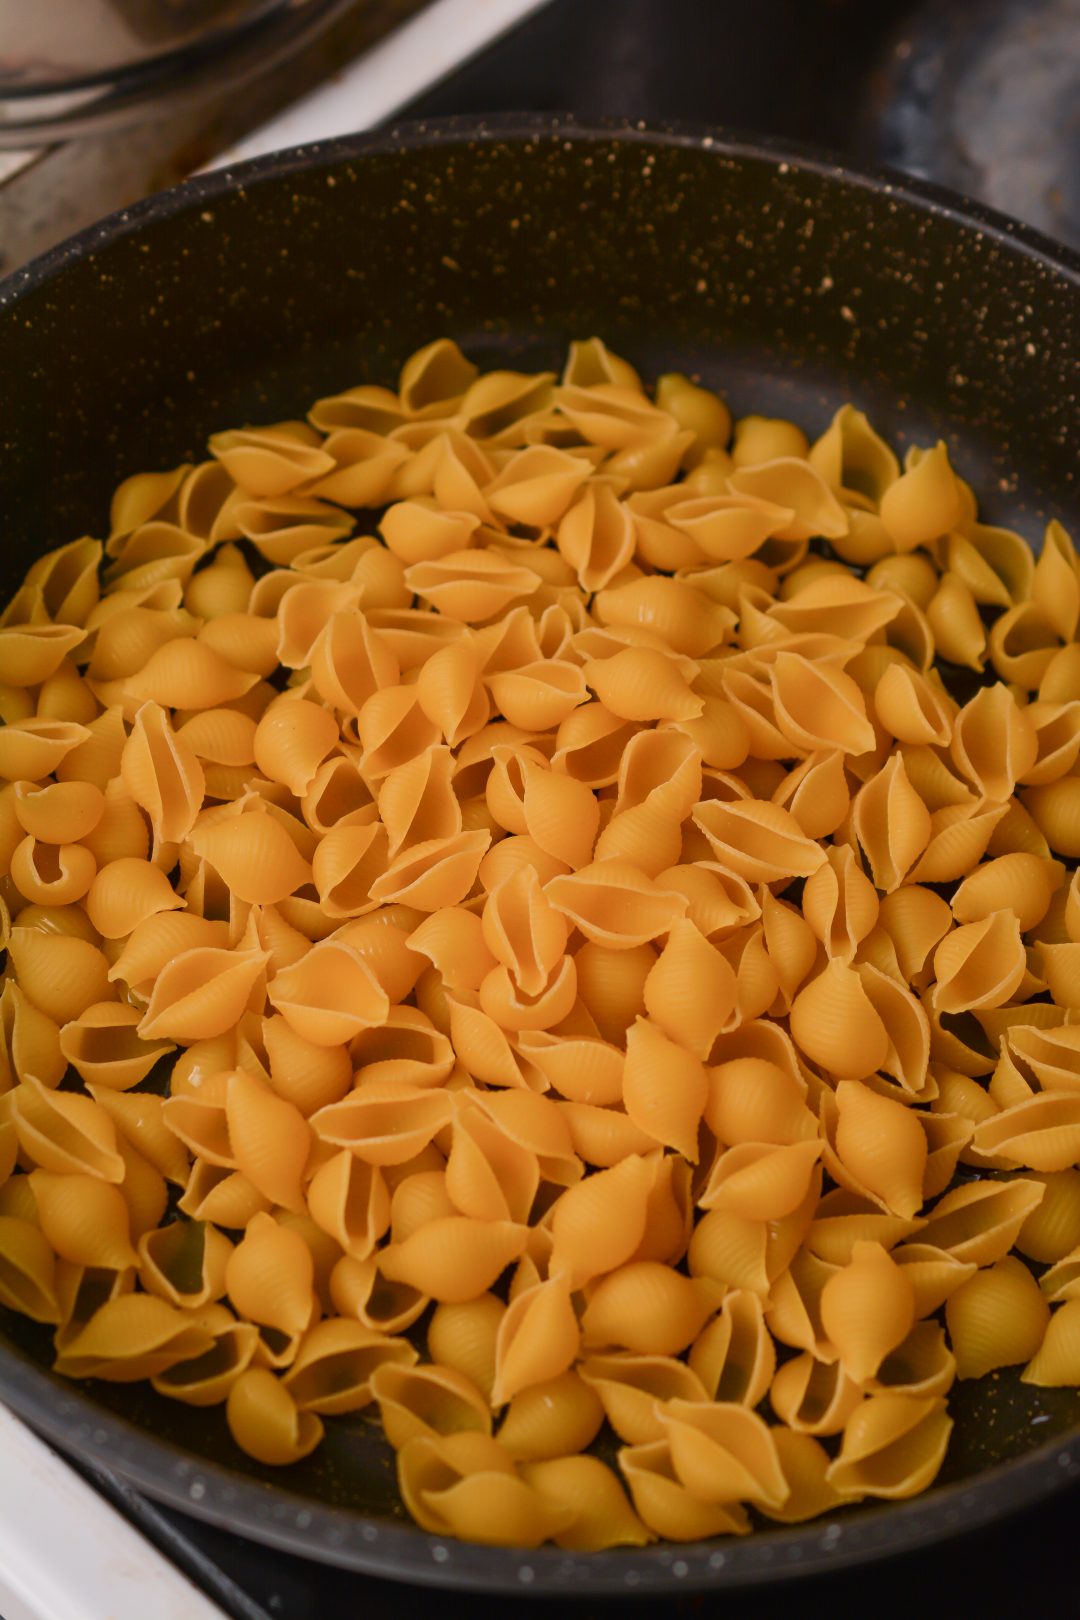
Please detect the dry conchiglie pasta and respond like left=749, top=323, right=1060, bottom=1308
left=3, top=338, right=1080, bottom=1550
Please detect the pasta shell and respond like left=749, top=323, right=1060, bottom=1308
left=1, top=979, right=66, bottom=1090
left=969, top=1092, right=1080, bottom=1172
left=945, top=1255, right=1050, bottom=1378
left=59, top=1002, right=172, bottom=1090
left=951, top=684, right=1038, bottom=803
left=933, top=910, right=1027, bottom=1014
left=192, top=811, right=313, bottom=906
left=252, top=698, right=338, bottom=797
left=546, top=861, right=686, bottom=949
left=312, top=1082, right=452, bottom=1166
left=137, top=946, right=268, bottom=1042
left=548, top=1154, right=654, bottom=1287
left=820, top=1241, right=916, bottom=1383
left=657, top=1399, right=789, bottom=1509
left=693, top=798, right=826, bottom=884
left=916, top=1178, right=1046, bottom=1266
left=267, top=939, right=390, bottom=1045
left=581, top=1261, right=721, bottom=1355
left=490, top=1274, right=579, bottom=1403
left=279, top=1318, right=416, bottom=1416
left=12, top=780, right=104, bottom=846
left=148, top=1303, right=258, bottom=1408
left=428, top=1292, right=505, bottom=1403
left=802, top=844, right=879, bottom=963
left=120, top=702, right=204, bottom=856
left=770, top=1353, right=862, bottom=1436
left=642, top=918, right=739, bottom=1057
left=790, top=960, right=890, bottom=1079
left=576, top=1354, right=702, bottom=1448
left=13, top=1077, right=123, bottom=1182
left=618, top=1440, right=749, bottom=1541
left=832, top=1080, right=927, bottom=1219
left=622, top=1017, right=708, bottom=1161
left=689, top=1289, right=775, bottom=1405
left=85, top=857, right=186, bottom=938
left=27, top=1170, right=137, bottom=1270
left=226, top=1367, right=324, bottom=1465
left=225, top=1211, right=316, bottom=1338
left=378, top=1217, right=527, bottom=1303
left=518, top=1453, right=650, bottom=1551
left=55, top=1293, right=214, bottom=1383
left=827, top=1393, right=952, bottom=1499
left=1021, top=1298, right=1080, bottom=1385
left=1014, top=1170, right=1080, bottom=1264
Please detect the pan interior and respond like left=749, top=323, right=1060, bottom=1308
left=0, top=120, right=1078, bottom=1583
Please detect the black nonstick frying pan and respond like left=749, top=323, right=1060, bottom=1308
left=1, top=115, right=1079, bottom=1595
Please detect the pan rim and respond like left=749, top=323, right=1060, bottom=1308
left=0, top=111, right=1078, bottom=317
left=3, top=1321, right=1080, bottom=1593
left=1, top=112, right=1079, bottom=1590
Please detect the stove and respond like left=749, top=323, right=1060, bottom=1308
left=1, top=1, right=1078, bottom=1615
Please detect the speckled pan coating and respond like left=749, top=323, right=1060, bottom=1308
left=0, top=115, right=1078, bottom=1592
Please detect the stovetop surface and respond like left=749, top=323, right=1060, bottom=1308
left=12, top=0, right=1080, bottom=1611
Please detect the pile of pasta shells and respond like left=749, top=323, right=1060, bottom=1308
left=2, top=336, right=1080, bottom=1551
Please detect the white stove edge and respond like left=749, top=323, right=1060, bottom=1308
left=0, top=1403, right=228, bottom=1620
left=207, top=0, right=553, bottom=168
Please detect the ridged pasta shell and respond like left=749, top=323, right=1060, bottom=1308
left=820, top=1241, right=916, bottom=1383
left=581, top=1261, right=721, bottom=1356
left=137, top=945, right=268, bottom=1042
left=617, top=1440, right=749, bottom=1541
left=120, top=702, right=204, bottom=855
left=427, top=1292, right=505, bottom=1403
left=693, top=797, right=826, bottom=884
left=826, top=1393, right=952, bottom=1499
left=225, top=1211, right=316, bottom=1337
left=689, top=1289, right=776, bottom=1405
left=518, top=1454, right=651, bottom=1551
left=151, top=1309, right=259, bottom=1408
left=27, top=1170, right=137, bottom=1270
left=831, top=1080, right=927, bottom=1219
left=370, top=1358, right=491, bottom=1449
left=12, top=780, right=104, bottom=845
left=0, top=1214, right=60, bottom=1322
left=802, top=844, right=879, bottom=962
left=490, top=1274, right=579, bottom=1404
left=770, top=1352, right=862, bottom=1436
left=642, top=918, right=738, bottom=1057
left=1, top=979, right=66, bottom=1090
left=267, top=939, right=390, bottom=1045
left=579, top=1353, right=708, bottom=1446
left=59, top=1001, right=172, bottom=1090
left=944, top=1255, right=1049, bottom=1379
left=85, top=857, right=186, bottom=939
left=951, top=683, right=1038, bottom=802
left=658, top=1399, right=789, bottom=1510
left=312, top=1082, right=453, bottom=1167
left=917, top=1178, right=1046, bottom=1266
left=378, top=1216, right=527, bottom=1303
left=8, top=928, right=112, bottom=1025
left=280, top=1318, right=416, bottom=1415
left=53, top=1289, right=214, bottom=1383
left=546, top=861, right=686, bottom=948
left=225, top=1367, right=324, bottom=1465
left=622, top=1017, right=708, bottom=1161
left=790, top=960, right=889, bottom=1079
left=13, top=1077, right=123, bottom=1182
left=1014, top=1170, right=1080, bottom=1264
left=548, top=1154, right=653, bottom=1287
left=1021, top=1298, right=1080, bottom=1386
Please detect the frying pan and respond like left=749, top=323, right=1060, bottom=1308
left=1, top=115, right=1079, bottom=1595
